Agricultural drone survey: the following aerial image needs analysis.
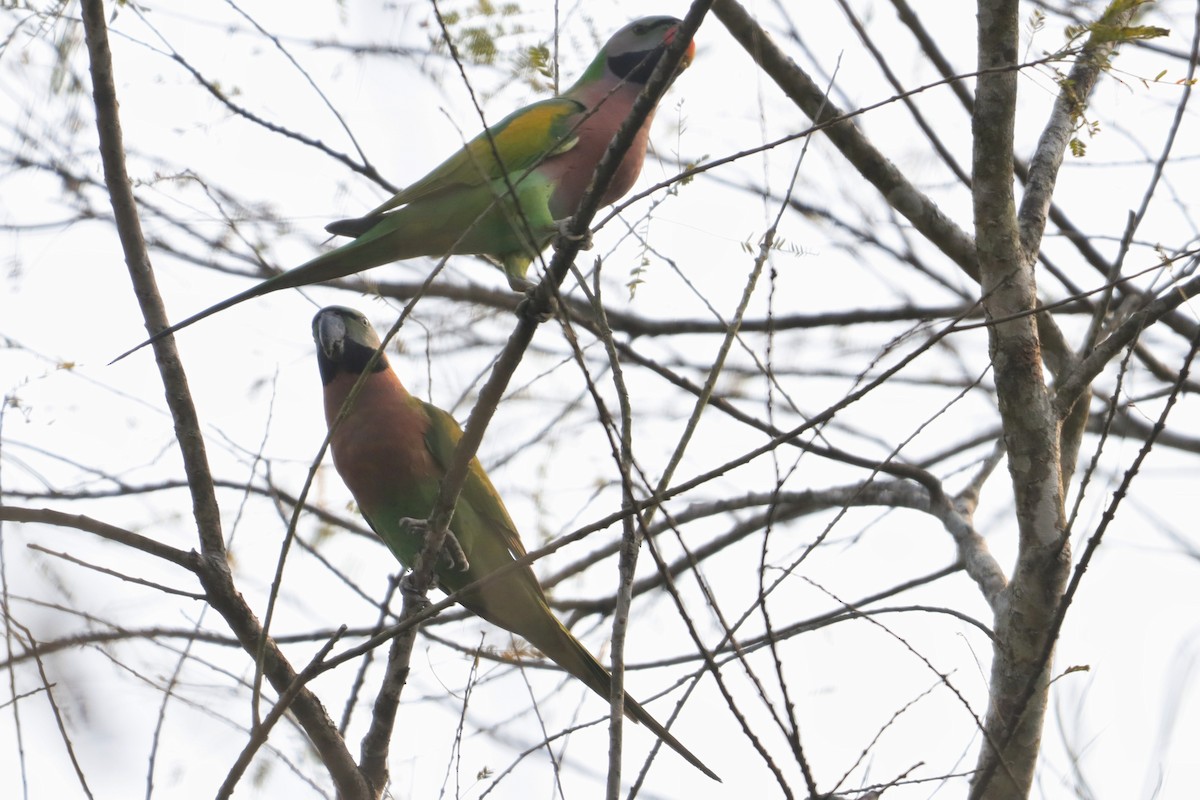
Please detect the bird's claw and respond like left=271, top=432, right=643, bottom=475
left=554, top=219, right=593, bottom=251
left=398, top=517, right=470, bottom=573
left=506, top=274, right=537, bottom=293
left=508, top=274, right=555, bottom=322
left=398, top=572, right=432, bottom=609
left=439, top=535, right=471, bottom=573
left=515, top=289, right=556, bottom=323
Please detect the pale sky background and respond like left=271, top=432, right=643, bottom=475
left=2, top=1, right=1199, bottom=798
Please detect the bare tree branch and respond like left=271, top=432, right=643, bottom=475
left=78, top=1, right=371, bottom=795
left=712, top=0, right=978, bottom=278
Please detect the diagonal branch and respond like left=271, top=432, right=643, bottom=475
left=1053, top=271, right=1200, bottom=417
left=346, top=4, right=712, bottom=790
left=79, top=2, right=370, bottom=796
left=416, top=1, right=710, bottom=604
left=712, top=0, right=1088, bottom=381
left=0, top=506, right=198, bottom=570
left=712, top=0, right=979, bottom=278
left=1017, top=4, right=1141, bottom=263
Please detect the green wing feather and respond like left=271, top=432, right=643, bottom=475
left=366, top=97, right=585, bottom=217
left=386, top=401, right=720, bottom=781
left=418, top=400, right=536, bottom=588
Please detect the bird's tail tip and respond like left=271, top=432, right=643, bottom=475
left=624, top=696, right=721, bottom=781
left=108, top=339, right=150, bottom=365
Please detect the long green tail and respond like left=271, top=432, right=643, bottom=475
left=525, top=615, right=721, bottom=781
left=109, top=236, right=394, bottom=364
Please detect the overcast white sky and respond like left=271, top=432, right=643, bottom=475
left=3, top=1, right=1199, bottom=798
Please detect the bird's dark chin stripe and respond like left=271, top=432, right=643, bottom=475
left=608, top=48, right=667, bottom=84
left=316, top=352, right=341, bottom=385
left=316, top=337, right=390, bottom=384
left=342, top=337, right=391, bottom=375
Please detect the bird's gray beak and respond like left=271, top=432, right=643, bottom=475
left=315, top=312, right=347, bottom=362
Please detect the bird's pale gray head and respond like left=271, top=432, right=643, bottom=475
left=604, top=16, right=694, bottom=83
left=313, top=306, right=388, bottom=383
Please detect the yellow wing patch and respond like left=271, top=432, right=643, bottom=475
left=461, top=97, right=583, bottom=180
left=374, top=97, right=584, bottom=213
left=494, top=98, right=582, bottom=155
